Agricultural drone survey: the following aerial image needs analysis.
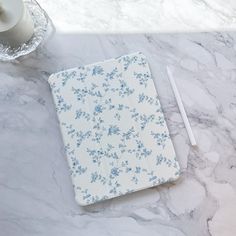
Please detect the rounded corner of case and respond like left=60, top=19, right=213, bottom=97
left=48, top=74, right=55, bottom=84
left=75, top=196, right=89, bottom=207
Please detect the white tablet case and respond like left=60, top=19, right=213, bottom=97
left=48, top=52, right=180, bottom=206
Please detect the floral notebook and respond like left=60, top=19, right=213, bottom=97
left=48, top=52, right=180, bottom=206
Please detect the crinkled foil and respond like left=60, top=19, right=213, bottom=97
left=0, top=0, right=54, bottom=61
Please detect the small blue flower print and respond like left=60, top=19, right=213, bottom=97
left=138, top=93, right=145, bottom=103
left=156, top=154, right=173, bottom=167
left=77, top=71, right=87, bottom=83
left=122, top=127, right=136, bottom=140
left=62, top=124, right=76, bottom=138
left=118, top=143, right=127, bottom=153
left=138, top=57, right=147, bottom=67
left=92, top=132, right=103, bottom=143
left=114, top=113, right=121, bottom=121
left=90, top=173, right=107, bottom=185
left=61, top=71, right=76, bottom=86
left=131, top=176, right=138, bottom=184
left=156, top=154, right=164, bottom=165
left=129, top=108, right=156, bottom=130
left=129, top=107, right=138, bottom=119
left=93, top=117, right=104, bottom=130
left=94, top=105, right=103, bottom=114
left=55, top=95, right=72, bottom=113
left=72, top=86, right=102, bottom=104
left=92, top=65, right=104, bottom=76
left=151, top=131, right=169, bottom=148
left=135, top=140, right=152, bottom=159
left=106, top=67, right=119, bottom=80
left=81, top=189, right=91, bottom=200
left=126, top=167, right=132, bottom=173
left=135, top=167, right=141, bottom=174
left=110, top=167, right=120, bottom=178
left=77, top=131, right=91, bottom=147
left=134, top=72, right=150, bottom=87
left=75, top=165, right=87, bottom=175
left=118, top=104, right=124, bottom=110
left=109, top=181, right=121, bottom=194
left=111, top=152, right=119, bottom=160
left=72, top=87, right=86, bottom=103
left=118, top=80, right=134, bottom=97
left=138, top=93, right=155, bottom=105
left=70, top=156, right=87, bottom=177
left=155, top=115, right=165, bottom=126
left=91, top=172, right=99, bottom=183
left=118, top=55, right=138, bottom=71
left=140, top=114, right=155, bottom=130
left=64, top=143, right=71, bottom=153
left=108, top=125, right=120, bottom=135
left=148, top=171, right=158, bottom=182
left=75, top=109, right=91, bottom=121
left=109, top=104, right=115, bottom=110
left=87, top=148, right=103, bottom=166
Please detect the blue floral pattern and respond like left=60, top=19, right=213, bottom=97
left=48, top=52, right=180, bottom=206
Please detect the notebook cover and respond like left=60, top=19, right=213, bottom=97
left=48, top=52, right=180, bottom=206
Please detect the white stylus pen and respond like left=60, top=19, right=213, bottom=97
left=166, top=67, right=197, bottom=146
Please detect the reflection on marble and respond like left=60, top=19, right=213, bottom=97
left=1, top=32, right=236, bottom=236
left=37, top=0, right=236, bottom=33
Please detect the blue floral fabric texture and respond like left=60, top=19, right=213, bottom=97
left=48, top=52, right=180, bottom=206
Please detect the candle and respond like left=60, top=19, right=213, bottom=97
left=0, top=0, right=34, bottom=47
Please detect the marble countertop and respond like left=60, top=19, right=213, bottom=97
left=1, top=1, right=236, bottom=236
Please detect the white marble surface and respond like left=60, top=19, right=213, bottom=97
left=1, top=1, right=236, bottom=236
left=38, top=0, right=236, bottom=33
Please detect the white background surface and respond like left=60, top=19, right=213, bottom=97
left=38, top=0, right=236, bottom=33
left=0, top=1, right=236, bottom=235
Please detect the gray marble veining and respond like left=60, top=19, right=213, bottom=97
left=0, top=3, right=236, bottom=235
left=38, top=0, right=236, bottom=33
